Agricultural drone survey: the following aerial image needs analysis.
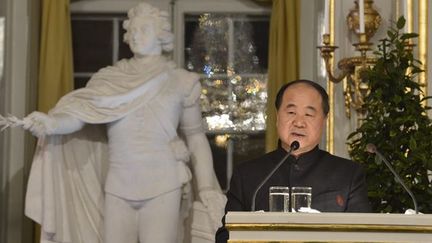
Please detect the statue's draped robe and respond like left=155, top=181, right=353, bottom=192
left=25, top=56, right=224, bottom=243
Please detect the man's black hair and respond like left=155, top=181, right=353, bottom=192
left=274, top=79, right=329, bottom=116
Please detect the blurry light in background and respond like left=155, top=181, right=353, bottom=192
left=215, top=134, right=229, bottom=148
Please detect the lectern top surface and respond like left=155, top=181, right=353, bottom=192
left=226, top=211, right=432, bottom=226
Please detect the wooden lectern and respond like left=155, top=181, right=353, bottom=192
left=225, top=212, right=432, bottom=242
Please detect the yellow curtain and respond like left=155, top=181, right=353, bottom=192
left=265, top=0, right=300, bottom=152
left=38, top=0, right=74, bottom=113
left=35, top=0, right=73, bottom=242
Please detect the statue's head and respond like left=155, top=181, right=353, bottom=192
left=123, top=3, right=174, bottom=55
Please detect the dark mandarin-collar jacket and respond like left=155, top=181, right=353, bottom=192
left=216, top=145, right=371, bottom=243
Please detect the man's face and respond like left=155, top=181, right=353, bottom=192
left=126, top=17, right=160, bottom=56
left=276, top=83, right=327, bottom=156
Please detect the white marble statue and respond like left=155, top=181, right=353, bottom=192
left=4, top=2, right=226, bottom=243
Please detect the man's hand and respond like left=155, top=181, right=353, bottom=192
left=199, top=189, right=227, bottom=230
left=23, top=111, right=58, bottom=138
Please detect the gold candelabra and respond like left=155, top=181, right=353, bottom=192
left=317, top=0, right=381, bottom=118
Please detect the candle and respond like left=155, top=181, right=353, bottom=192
left=324, top=0, right=329, bottom=34
left=359, top=0, right=365, bottom=33
left=403, top=0, right=410, bottom=33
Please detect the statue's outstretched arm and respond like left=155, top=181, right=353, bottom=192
left=0, top=111, right=85, bottom=137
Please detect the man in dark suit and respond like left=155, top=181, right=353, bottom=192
left=216, top=79, right=371, bottom=243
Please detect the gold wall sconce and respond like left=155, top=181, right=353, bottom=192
left=318, top=0, right=382, bottom=118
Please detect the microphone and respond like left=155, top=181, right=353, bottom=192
left=251, top=141, right=300, bottom=211
left=365, top=143, right=418, bottom=214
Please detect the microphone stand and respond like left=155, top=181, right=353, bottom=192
left=250, top=141, right=299, bottom=211
left=376, top=150, right=418, bottom=214
left=366, top=144, right=419, bottom=214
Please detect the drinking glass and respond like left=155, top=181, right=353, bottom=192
left=291, top=186, right=312, bottom=212
left=269, top=186, right=290, bottom=212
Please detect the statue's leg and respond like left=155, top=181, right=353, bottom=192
left=104, top=193, right=139, bottom=243
left=138, top=188, right=181, bottom=243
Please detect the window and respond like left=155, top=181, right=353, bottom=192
left=71, top=13, right=132, bottom=88
left=185, top=13, right=268, bottom=132
left=183, top=13, right=270, bottom=190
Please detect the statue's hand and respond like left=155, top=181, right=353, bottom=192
left=23, top=111, right=58, bottom=138
left=199, top=189, right=227, bottom=230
